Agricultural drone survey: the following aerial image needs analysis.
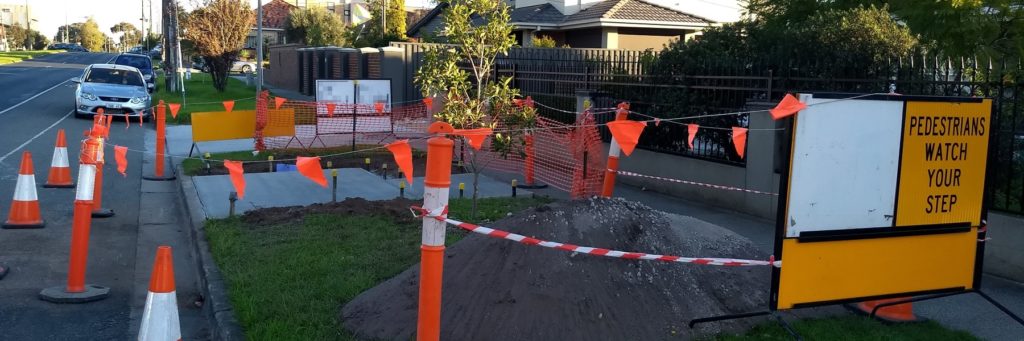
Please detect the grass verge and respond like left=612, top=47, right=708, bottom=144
left=152, top=73, right=259, bottom=124
left=205, top=196, right=553, bottom=340
left=714, top=316, right=977, bottom=340
left=0, top=50, right=63, bottom=65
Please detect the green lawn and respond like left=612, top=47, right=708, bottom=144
left=181, top=145, right=404, bottom=176
left=716, top=316, right=977, bottom=341
left=0, top=50, right=63, bottom=65
left=205, top=197, right=553, bottom=341
left=152, top=73, right=260, bottom=124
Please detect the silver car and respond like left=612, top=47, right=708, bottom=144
left=73, top=64, right=152, bottom=120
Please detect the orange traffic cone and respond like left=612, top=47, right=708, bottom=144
left=44, top=129, right=75, bottom=188
left=138, top=246, right=181, bottom=341
left=853, top=298, right=918, bottom=322
left=3, top=151, right=44, bottom=229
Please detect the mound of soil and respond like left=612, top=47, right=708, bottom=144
left=341, top=197, right=772, bottom=340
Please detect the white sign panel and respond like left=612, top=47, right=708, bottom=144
left=356, top=80, right=392, bottom=112
left=316, top=80, right=355, bottom=104
left=785, top=95, right=904, bottom=237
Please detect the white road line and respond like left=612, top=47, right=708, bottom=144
left=0, top=80, right=71, bottom=117
left=0, top=110, right=73, bottom=165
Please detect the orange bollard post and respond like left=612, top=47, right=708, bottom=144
left=91, top=161, right=114, bottom=218
left=40, top=135, right=109, bottom=303
left=518, top=133, right=547, bottom=189
left=853, top=298, right=918, bottom=322
left=144, top=101, right=176, bottom=181
left=600, top=103, right=630, bottom=197
left=417, top=122, right=455, bottom=341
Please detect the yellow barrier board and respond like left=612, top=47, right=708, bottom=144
left=772, top=95, right=991, bottom=310
left=191, top=109, right=295, bottom=143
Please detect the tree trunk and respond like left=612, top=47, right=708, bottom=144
left=205, top=53, right=235, bottom=92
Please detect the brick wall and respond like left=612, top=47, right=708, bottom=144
left=265, top=44, right=304, bottom=93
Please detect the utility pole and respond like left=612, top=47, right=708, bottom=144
left=381, top=0, right=386, bottom=40
left=141, top=0, right=146, bottom=50
left=256, top=0, right=263, bottom=92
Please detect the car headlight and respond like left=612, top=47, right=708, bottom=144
left=130, top=97, right=144, bottom=104
left=81, top=92, right=97, bottom=101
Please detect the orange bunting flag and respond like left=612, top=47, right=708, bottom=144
left=732, top=127, right=748, bottom=159
left=524, top=96, right=534, bottom=108
left=607, top=120, right=646, bottom=156
left=654, top=118, right=661, bottom=127
left=453, top=128, right=493, bottom=150
left=104, top=115, right=112, bottom=137
left=114, top=145, right=128, bottom=176
left=770, top=94, right=806, bottom=120
left=386, top=140, right=414, bottom=184
left=274, top=97, right=287, bottom=109
left=223, top=100, right=235, bottom=113
left=513, top=99, right=523, bottom=107
left=139, top=112, right=143, bottom=127
left=422, top=97, right=433, bottom=109
left=224, top=160, right=246, bottom=199
left=168, top=103, right=181, bottom=119
left=326, top=103, right=336, bottom=118
left=687, top=124, right=699, bottom=149
left=296, top=156, right=327, bottom=187
left=374, top=101, right=385, bottom=113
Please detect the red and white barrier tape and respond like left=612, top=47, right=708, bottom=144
left=413, top=206, right=781, bottom=267
left=614, top=170, right=779, bottom=196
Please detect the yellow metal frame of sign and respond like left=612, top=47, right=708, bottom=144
left=771, top=94, right=992, bottom=310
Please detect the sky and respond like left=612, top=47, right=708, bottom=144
left=24, top=0, right=738, bottom=43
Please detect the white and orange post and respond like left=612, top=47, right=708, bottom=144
left=600, top=103, right=630, bottom=197
left=40, top=132, right=109, bottom=303
left=417, top=122, right=455, bottom=341
left=44, top=129, right=75, bottom=188
left=138, top=246, right=181, bottom=341
left=144, top=101, right=175, bottom=181
left=3, top=151, right=45, bottom=229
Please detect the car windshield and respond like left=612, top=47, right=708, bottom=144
left=84, top=68, right=145, bottom=86
left=114, top=55, right=152, bottom=72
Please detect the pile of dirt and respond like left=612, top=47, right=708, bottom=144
left=240, top=197, right=419, bottom=225
left=341, top=197, right=772, bottom=340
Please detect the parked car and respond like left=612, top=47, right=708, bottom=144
left=128, top=45, right=144, bottom=54
left=149, top=45, right=162, bottom=58
left=113, top=53, right=156, bottom=93
left=190, top=57, right=256, bottom=74
left=72, top=64, right=152, bottom=120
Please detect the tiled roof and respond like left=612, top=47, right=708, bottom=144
left=258, top=0, right=297, bottom=29
left=565, top=0, right=710, bottom=24
left=510, top=4, right=565, bottom=24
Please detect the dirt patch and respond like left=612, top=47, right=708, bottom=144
left=341, top=197, right=775, bottom=340
left=239, top=197, right=420, bottom=226
left=197, top=151, right=464, bottom=177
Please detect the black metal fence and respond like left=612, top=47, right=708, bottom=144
left=391, top=43, right=1024, bottom=214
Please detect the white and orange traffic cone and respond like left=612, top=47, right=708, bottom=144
left=3, top=151, right=45, bottom=229
left=138, top=246, right=181, bottom=341
left=853, top=298, right=918, bottom=323
left=44, top=129, right=75, bottom=188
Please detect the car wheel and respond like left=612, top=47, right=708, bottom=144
left=241, top=65, right=251, bottom=74
left=202, top=66, right=210, bottom=73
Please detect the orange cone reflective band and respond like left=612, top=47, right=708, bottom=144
left=114, top=145, right=128, bottom=177
left=274, top=96, right=286, bottom=109
left=387, top=139, right=414, bottom=184
left=375, top=101, right=384, bottom=113
left=732, top=127, right=748, bottom=159
left=687, top=124, right=699, bottom=149
left=4, top=151, right=44, bottom=228
left=607, top=120, right=646, bottom=156
left=770, top=94, right=807, bottom=120
left=326, top=103, right=336, bottom=118
left=138, top=246, right=182, bottom=341
left=224, top=160, right=246, bottom=199
left=168, top=103, right=181, bottom=119
left=296, top=156, right=327, bottom=187
left=453, top=128, right=493, bottom=150
left=45, top=129, right=74, bottom=188
left=223, top=100, right=234, bottom=113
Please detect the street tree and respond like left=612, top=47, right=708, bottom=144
left=285, top=6, right=348, bottom=46
left=415, top=0, right=535, bottom=217
left=183, top=0, right=255, bottom=92
left=54, top=23, right=82, bottom=44
left=80, top=18, right=105, bottom=51
left=354, top=0, right=406, bottom=46
left=111, top=22, right=142, bottom=50
left=4, top=24, right=26, bottom=50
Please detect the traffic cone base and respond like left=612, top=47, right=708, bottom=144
left=44, top=130, right=75, bottom=188
left=43, top=167, right=74, bottom=188
left=91, top=208, right=115, bottom=218
left=39, top=284, right=110, bottom=303
left=4, top=152, right=45, bottom=229
left=850, top=299, right=919, bottom=323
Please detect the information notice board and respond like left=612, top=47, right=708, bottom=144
left=772, top=94, right=992, bottom=310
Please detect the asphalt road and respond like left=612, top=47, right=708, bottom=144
left=0, top=52, right=149, bottom=340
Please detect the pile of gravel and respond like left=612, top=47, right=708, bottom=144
left=341, top=197, right=772, bottom=340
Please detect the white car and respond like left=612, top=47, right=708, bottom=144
left=73, top=64, right=152, bottom=120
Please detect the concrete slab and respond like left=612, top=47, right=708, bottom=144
left=140, top=192, right=183, bottom=225
left=142, top=180, right=178, bottom=193
left=385, top=173, right=530, bottom=200
left=192, top=168, right=397, bottom=218
left=166, top=125, right=253, bottom=158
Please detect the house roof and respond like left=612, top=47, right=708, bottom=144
left=257, top=0, right=297, bottom=29
left=410, top=0, right=711, bottom=36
